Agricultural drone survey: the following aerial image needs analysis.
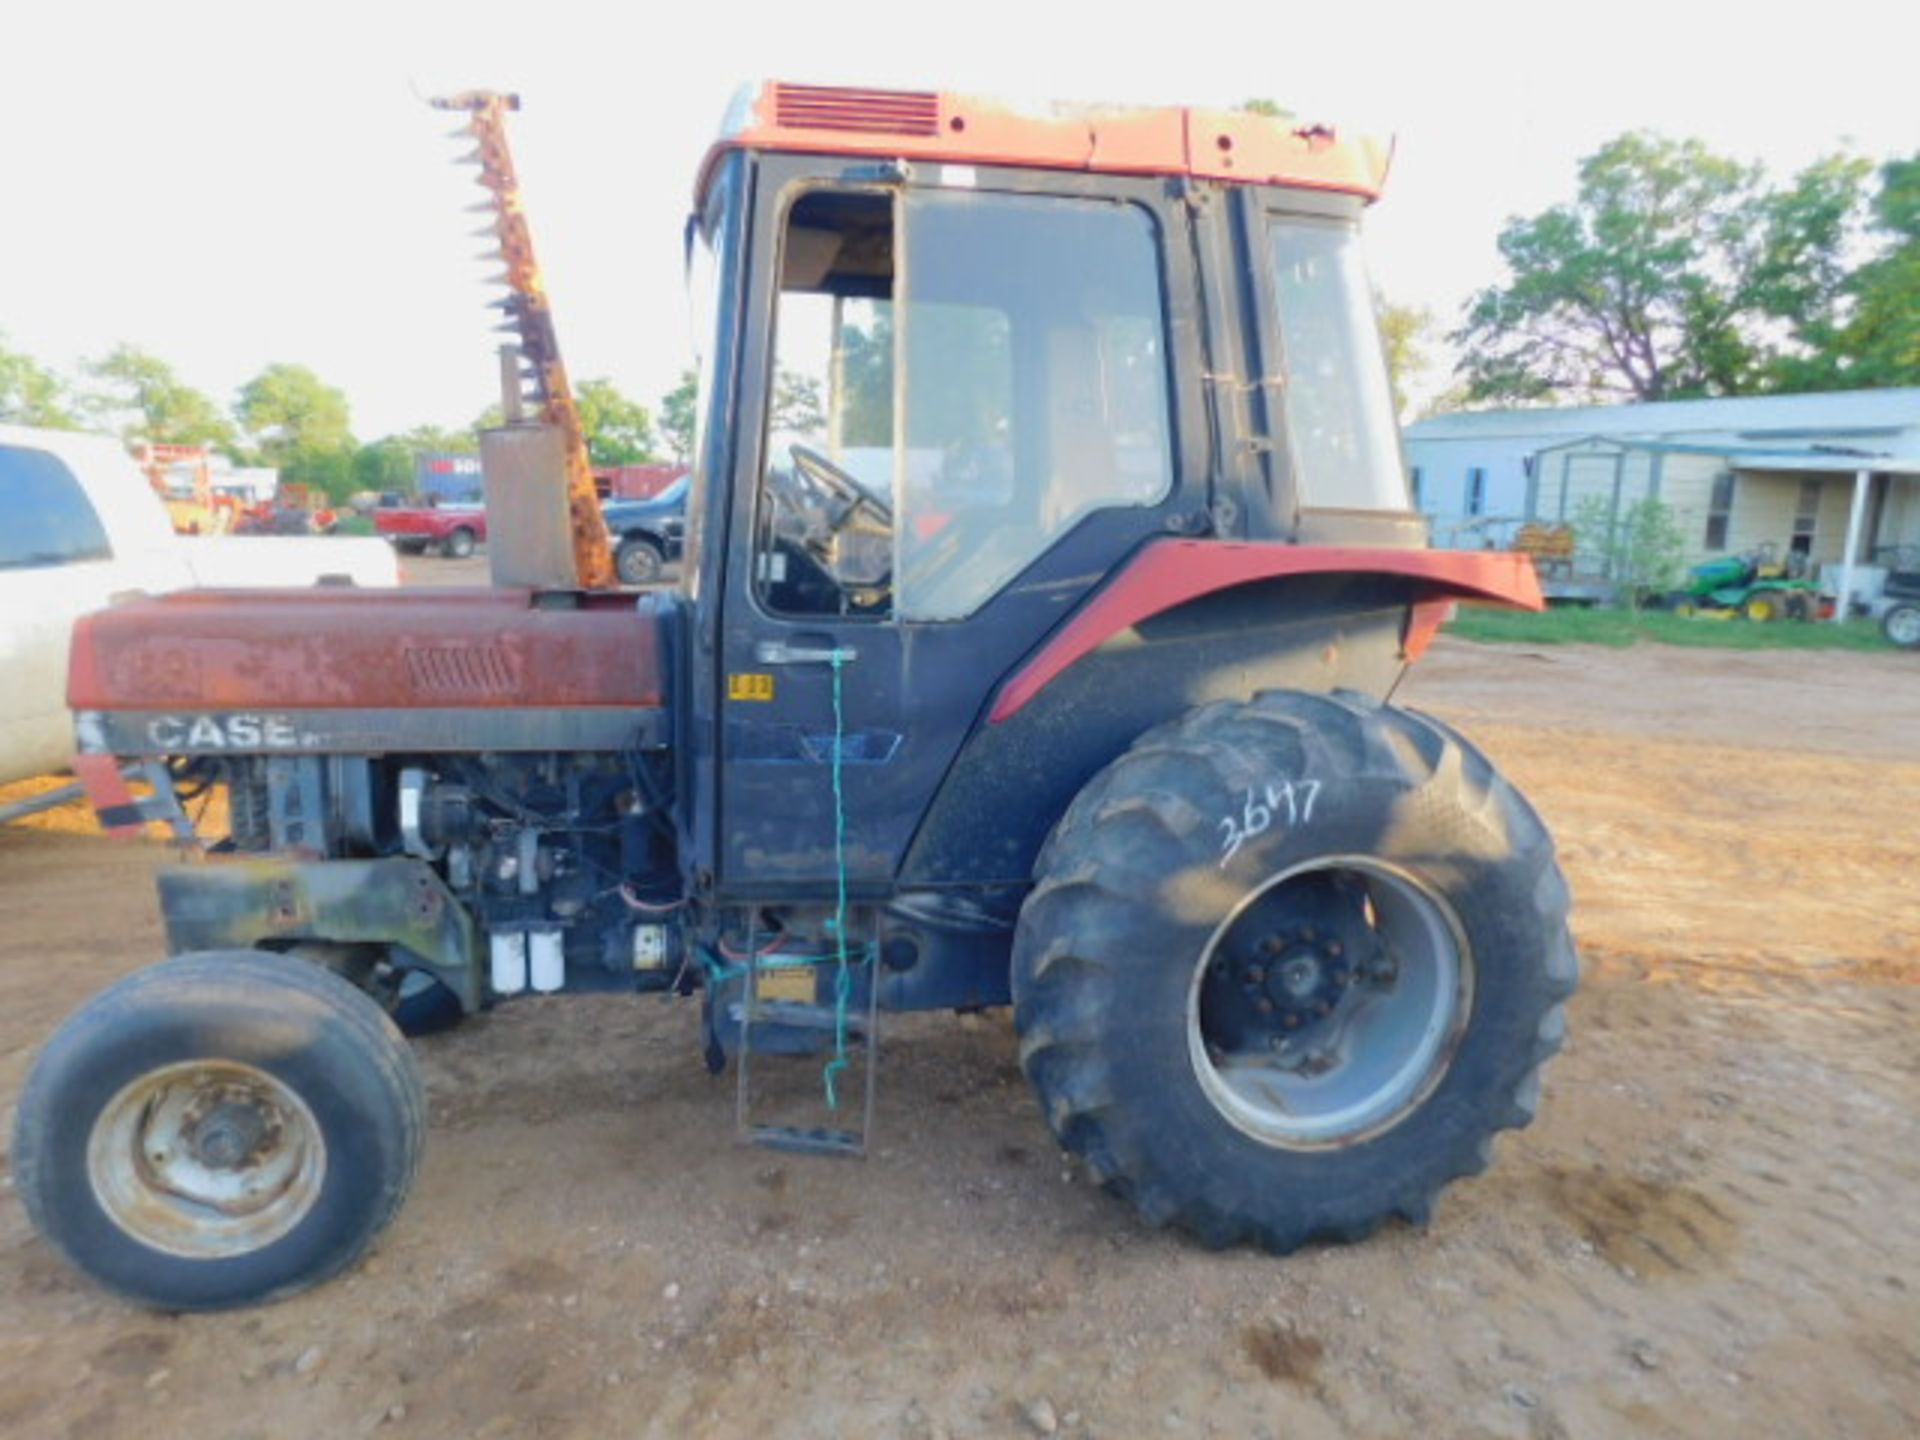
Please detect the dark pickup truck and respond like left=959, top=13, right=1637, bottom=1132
left=603, top=476, right=688, bottom=584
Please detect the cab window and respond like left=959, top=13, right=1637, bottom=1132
left=755, top=190, right=898, bottom=618
left=1267, top=216, right=1406, bottom=511
left=752, top=185, right=1173, bottom=621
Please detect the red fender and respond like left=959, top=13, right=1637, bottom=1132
left=987, top=540, right=1542, bottom=724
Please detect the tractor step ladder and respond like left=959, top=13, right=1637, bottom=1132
left=731, top=946, right=881, bottom=1158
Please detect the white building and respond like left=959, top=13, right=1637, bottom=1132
left=1402, top=388, right=1920, bottom=608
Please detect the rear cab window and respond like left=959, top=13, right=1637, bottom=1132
left=1265, top=213, right=1408, bottom=513
left=0, top=445, right=113, bottom=570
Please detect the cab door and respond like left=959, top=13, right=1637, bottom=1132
left=712, top=160, right=1200, bottom=896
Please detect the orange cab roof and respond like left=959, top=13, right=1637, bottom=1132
left=700, top=82, right=1392, bottom=204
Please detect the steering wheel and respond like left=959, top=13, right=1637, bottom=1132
left=789, top=444, right=892, bottom=531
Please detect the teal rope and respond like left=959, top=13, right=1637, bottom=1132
left=822, top=648, right=853, bottom=1109
left=706, top=649, right=860, bottom=1110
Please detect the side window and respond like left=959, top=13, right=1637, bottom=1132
left=1705, top=472, right=1735, bottom=551
left=754, top=190, right=898, bottom=619
left=897, top=190, right=1172, bottom=621
left=752, top=187, right=1175, bottom=623
left=0, top=446, right=112, bottom=570
left=1267, top=217, right=1404, bottom=511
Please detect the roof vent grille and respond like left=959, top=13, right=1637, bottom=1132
left=774, top=84, right=940, bottom=137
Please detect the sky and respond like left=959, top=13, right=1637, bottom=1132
left=4, top=0, right=1917, bottom=439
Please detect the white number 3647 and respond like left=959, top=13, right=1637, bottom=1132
left=1217, top=780, right=1321, bottom=867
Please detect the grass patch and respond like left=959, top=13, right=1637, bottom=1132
left=329, top=514, right=376, bottom=536
left=1447, top=605, right=1893, bottom=651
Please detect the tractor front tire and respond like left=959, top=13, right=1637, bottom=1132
left=1012, top=691, right=1576, bottom=1252
left=11, top=951, right=424, bottom=1310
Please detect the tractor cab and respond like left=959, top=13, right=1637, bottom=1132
left=676, top=85, right=1471, bottom=900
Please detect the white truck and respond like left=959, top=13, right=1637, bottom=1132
left=1, top=423, right=398, bottom=795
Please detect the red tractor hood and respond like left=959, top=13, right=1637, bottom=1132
left=70, top=587, right=665, bottom=713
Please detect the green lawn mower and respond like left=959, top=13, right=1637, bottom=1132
left=1666, top=545, right=1819, bottom=622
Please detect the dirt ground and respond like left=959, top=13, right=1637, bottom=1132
left=2, top=626, right=1917, bottom=1440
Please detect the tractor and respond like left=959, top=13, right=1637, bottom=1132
left=14, top=84, right=1576, bottom=1310
left=1666, top=543, right=1820, bottom=621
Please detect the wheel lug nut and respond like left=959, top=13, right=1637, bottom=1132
left=1327, top=941, right=1343, bottom=957
left=1254, top=997, right=1274, bottom=1015
left=1245, top=965, right=1265, bottom=984
left=1281, top=1013, right=1300, bottom=1030
left=1260, top=937, right=1283, bottom=956
left=1314, top=1002, right=1333, bottom=1018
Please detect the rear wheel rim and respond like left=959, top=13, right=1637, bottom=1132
left=1187, top=858, right=1473, bottom=1150
left=87, top=1060, right=327, bottom=1259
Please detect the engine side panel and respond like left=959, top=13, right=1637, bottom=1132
left=69, top=587, right=666, bottom=715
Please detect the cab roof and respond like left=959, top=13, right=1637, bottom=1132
left=699, top=82, right=1391, bottom=205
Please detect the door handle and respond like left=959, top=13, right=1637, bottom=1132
left=754, top=639, right=858, bottom=665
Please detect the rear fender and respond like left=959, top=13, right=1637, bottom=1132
left=988, top=540, right=1542, bottom=723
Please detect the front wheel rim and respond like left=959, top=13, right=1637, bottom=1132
left=1187, top=858, right=1473, bottom=1150
left=1889, top=608, right=1920, bottom=646
left=87, top=1060, right=327, bottom=1259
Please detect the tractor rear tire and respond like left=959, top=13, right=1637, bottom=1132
left=1011, top=690, right=1576, bottom=1252
left=11, top=951, right=424, bottom=1310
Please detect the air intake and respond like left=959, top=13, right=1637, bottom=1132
left=773, top=84, right=940, bottom=137
left=403, top=645, right=519, bottom=697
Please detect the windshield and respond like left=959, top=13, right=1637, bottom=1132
left=1267, top=217, right=1407, bottom=511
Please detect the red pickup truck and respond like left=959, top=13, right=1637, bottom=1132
left=373, top=499, right=488, bottom=557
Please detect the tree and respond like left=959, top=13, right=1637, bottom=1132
left=1572, top=494, right=1687, bottom=611
left=235, top=364, right=356, bottom=502
left=1454, top=134, right=1872, bottom=404
left=658, top=369, right=697, bottom=462
left=1376, top=297, right=1432, bottom=419
left=1239, top=98, right=1297, bottom=121
left=352, top=439, right=416, bottom=494
left=235, top=363, right=354, bottom=464
left=79, top=345, right=233, bottom=448
left=771, top=369, right=826, bottom=437
left=397, top=422, right=481, bottom=455
left=0, top=333, right=74, bottom=428
left=574, top=377, right=655, bottom=465
left=1781, top=154, right=1920, bottom=390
